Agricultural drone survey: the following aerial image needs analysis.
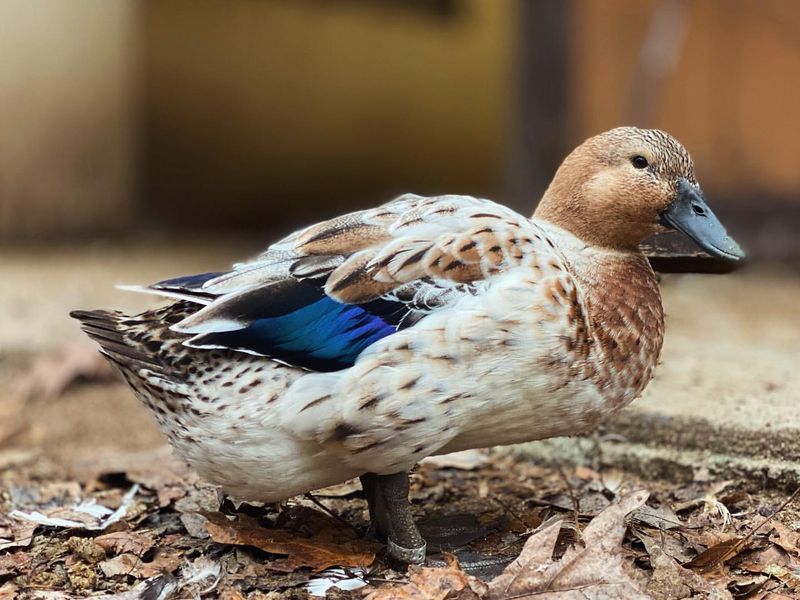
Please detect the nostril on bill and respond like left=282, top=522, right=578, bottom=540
left=691, top=203, right=706, bottom=216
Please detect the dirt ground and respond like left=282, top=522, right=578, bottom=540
left=1, top=241, right=800, bottom=598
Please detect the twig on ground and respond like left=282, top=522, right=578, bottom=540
left=557, top=467, right=581, bottom=531
left=303, top=492, right=359, bottom=533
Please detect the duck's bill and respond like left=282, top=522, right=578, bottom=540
left=659, top=179, right=745, bottom=261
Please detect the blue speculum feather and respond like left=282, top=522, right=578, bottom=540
left=185, top=276, right=407, bottom=371
left=245, top=297, right=396, bottom=369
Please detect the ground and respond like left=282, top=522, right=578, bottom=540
left=1, top=241, right=799, bottom=598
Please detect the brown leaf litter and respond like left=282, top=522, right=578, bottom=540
left=685, top=488, right=800, bottom=574
left=369, top=491, right=651, bottom=600
left=2, top=441, right=800, bottom=598
left=364, top=555, right=487, bottom=600
left=202, top=509, right=381, bottom=572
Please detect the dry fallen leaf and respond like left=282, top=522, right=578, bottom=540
left=365, top=492, right=653, bottom=599
left=175, top=482, right=224, bottom=539
left=633, top=529, right=696, bottom=564
left=638, top=527, right=733, bottom=599
left=30, top=481, right=83, bottom=504
left=686, top=488, right=800, bottom=574
left=99, top=553, right=142, bottom=578
left=99, top=548, right=182, bottom=579
left=217, top=588, right=247, bottom=600
left=364, top=555, right=487, bottom=600
left=737, top=544, right=792, bottom=574
left=488, top=490, right=651, bottom=599
left=541, top=489, right=612, bottom=517
left=684, top=537, right=746, bottom=573
left=770, top=521, right=800, bottom=557
left=157, top=484, right=189, bottom=508
left=138, top=549, right=186, bottom=579
left=487, top=518, right=564, bottom=597
left=94, top=530, right=156, bottom=556
left=631, top=502, right=684, bottom=531
left=201, top=510, right=380, bottom=571
left=10, top=341, right=114, bottom=403
left=0, top=552, right=31, bottom=577
left=0, top=582, right=18, bottom=600
left=0, top=518, right=36, bottom=551
left=422, top=450, right=491, bottom=471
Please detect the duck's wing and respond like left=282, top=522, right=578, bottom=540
left=198, top=193, right=542, bottom=300
left=151, top=194, right=551, bottom=372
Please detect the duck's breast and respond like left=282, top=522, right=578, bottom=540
left=277, top=261, right=614, bottom=473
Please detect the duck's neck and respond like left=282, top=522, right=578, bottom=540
left=573, top=249, right=665, bottom=406
left=534, top=173, right=655, bottom=253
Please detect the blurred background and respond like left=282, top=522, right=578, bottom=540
left=2, top=0, right=799, bottom=248
left=1, top=0, right=799, bottom=467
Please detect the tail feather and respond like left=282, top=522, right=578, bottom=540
left=70, top=309, right=162, bottom=368
left=70, top=306, right=199, bottom=425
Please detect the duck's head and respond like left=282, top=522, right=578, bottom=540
left=535, top=127, right=744, bottom=261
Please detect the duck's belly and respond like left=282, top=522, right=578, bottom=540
left=130, top=359, right=361, bottom=503
left=437, top=378, right=617, bottom=455
left=163, top=372, right=619, bottom=502
left=172, top=428, right=362, bottom=502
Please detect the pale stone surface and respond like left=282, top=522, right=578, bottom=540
left=643, top=269, right=800, bottom=432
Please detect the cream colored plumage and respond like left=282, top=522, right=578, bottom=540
left=72, top=127, right=743, bottom=563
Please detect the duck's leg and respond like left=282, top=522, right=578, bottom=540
left=376, top=471, right=426, bottom=565
left=359, top=473, right=388, bottom=540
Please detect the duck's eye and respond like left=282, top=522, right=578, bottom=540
left=631, top=155, right=649, bottom=169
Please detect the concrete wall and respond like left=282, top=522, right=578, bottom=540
left=2, top=0, right=798, bottom=241
left=140, top=0, right=516, bottom=228
left=569, top=0, right=800, bottom=200
left=0, top=0, right=138, bottom=240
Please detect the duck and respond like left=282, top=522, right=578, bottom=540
left=72, top=127, right=743, bottom=564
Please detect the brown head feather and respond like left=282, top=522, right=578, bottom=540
left=534, top=127, right=696, bottom=251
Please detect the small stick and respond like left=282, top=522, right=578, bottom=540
left=303, top=492, right=359, bottom=533
left=494, top=497, right=530, bottom=531
left=557, top=467, right=581, bottom=531
left=734, top=486, right=800, bottom=548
